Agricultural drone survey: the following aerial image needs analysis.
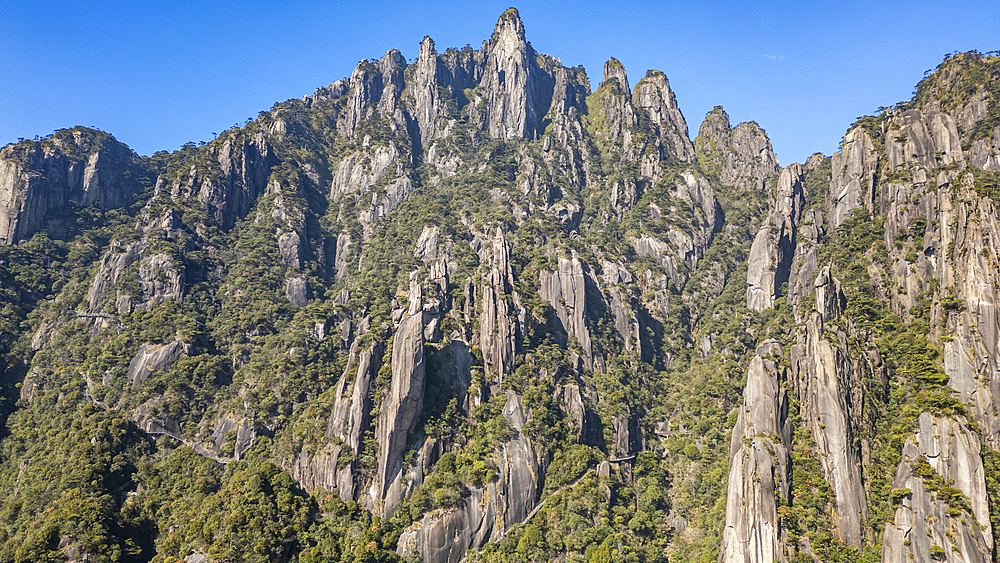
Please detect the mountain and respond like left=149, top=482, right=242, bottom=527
left=1, top=8, right=999, bottom=563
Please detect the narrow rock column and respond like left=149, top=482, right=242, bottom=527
left=721, top=354, right=790, bottom=563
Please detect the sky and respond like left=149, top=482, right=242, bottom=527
left=1, top=1, right=998, bottom=166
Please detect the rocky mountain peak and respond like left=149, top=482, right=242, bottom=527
left=602, top=58, right=630, bottom=98
left=633, top=69, right=695, bottom=162
left=0, top=127, right=146, bottom=245
left=695, top=105, right=778, bottom=190
left=697, top=105, right=731, bottom=142
left=491, top=7, right=526, bottom=44
left=7, top=14, right=1000, bottom=563
left=473, top=6, right=553, bottom=140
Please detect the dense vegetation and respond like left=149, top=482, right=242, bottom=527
left=0, top=24, right=998, bottom=563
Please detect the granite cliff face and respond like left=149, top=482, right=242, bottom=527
left=0, top=128, right=148, bottom=245
left=3, top=12, right=1000, bottom=563
left=881, top=413, right=992, bottom=563
left=718, top=51, right=1000, bottom=563
left=721, top=352, right=791, bottom=563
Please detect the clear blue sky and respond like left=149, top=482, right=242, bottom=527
left=2, top=1, right=998, bottom=165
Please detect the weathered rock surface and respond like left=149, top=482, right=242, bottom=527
left=376, top=312, right=426, bottom=516
left=539, top=253, right=594, bottom=368
left=138, top=253, right=185, bottom=307
left=969, top=126, right=1000, bottom=171
left=469, top=8, right=554, bottom=141
left=0, top=130, right=144, bottom=245
left=396, top=390, right=539, bottom=563
left=830, top=126, right=877, bottom=228
left=632, top=70, right=695, bottom=163
left=881, top=413, right=992, bottom=563
left=86, top=241, right=145, bottom=315
left=886, top=108, right=965, bottom=171
left=696, top=106, right=779, bottom=191
left=747, top=164, right=805, bottom=311
left=790, top=312, right=866, bottom=548
left=127, top=341, right=186, bottom=389
left=203, top=131, right=276, bottom=229
left=477, top=229, right=522, bottom=381
left=721, top=355, right=790, bottom=563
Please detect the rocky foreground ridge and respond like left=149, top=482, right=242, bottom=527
left=1, top=8, right=1000, bottom=563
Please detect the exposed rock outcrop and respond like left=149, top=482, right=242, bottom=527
left=790, top=312, right=866, bottom=548
left=721, top=355, right=791, bottom=563
left=539, top=253, right=594, bottom=369
left=881, top=413, right=992, bottom=563
left=747, top=164, right=805, bottom=311
left=633, top=70, right=695, bottom=163
left=396, top=390, right=540, bottom=563
left=696, top=107, right=779, bottom=191
left=127, top=341, right=186, bottom=389
left=469, top=8, right=554, bottom=141
left=830, top=127, right=877, bottom=228
left=477, top=229, right=522, bottom=382
left=376, top=312, right=426, bottom=516
left=0, top=129, right=144, bottom=245
left=203, top=131, right=276, bottom=229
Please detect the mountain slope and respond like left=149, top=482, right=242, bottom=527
left=1, top=9, right=999, bottom=563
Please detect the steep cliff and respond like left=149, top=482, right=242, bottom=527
left=721, top=353, right=791, bottom=563
left=2, top=13, right=1000, bottom=563
left=0, top=128, right=149, bottom=245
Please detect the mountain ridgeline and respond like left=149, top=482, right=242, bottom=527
left=1, top=8, right=999, bottom=563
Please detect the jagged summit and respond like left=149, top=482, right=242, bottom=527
left=602, top=57, right=630, bottom=97
left=3, top=9, right=999, bottom=563
left=695, top=105, right=780, bottom=190
left=491, top=6, right=527, bottom=43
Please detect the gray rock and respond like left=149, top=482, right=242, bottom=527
left=288, top=445, right=340, bottom=493
left=813, top=266, right=843, bottom=323
left=881, top=413, right=992, bottom=563
left=408, top=37, right=444, bottom=147
left=958, top=88, right=989, bottom=131
left=375, top=312, right=426, bottom=516
left=789, top=314, right=866, bottom=547
left=755, top=339, right=783, bottom=359
left=414, top=225, right=440, bottom=262
left=396, top=486, right=496, bottom=563
left=562, top=384, right=588, bottom=442
left=633, top=70, right=695, bottom=162
left=498, top=391, right=540, bottom=524
left=696, top=106, right=779, bottom=191
left=0, top=131, right=141, bottom=245
left=478, top=229, right=521, bottom=381
left=601, top=58, right=630, bottom=98
left=969, top=126, right=1000, bottom=171
left=830, top=126, right=877, bottom=228
left=138, top=253, right=185, bottom=308
left=468, top=9, right=554, bottom=141
left=278, top=230, right=302, bottom=268
left=721, top=355, right=790, bottom=563
left=202, top=131, right=275, bottom=229
left=86, top=241, right=145, bottom=316
left=284, top=276, right=308, bottom=307
left=31, top=321, right=57, bottom=351
left=746, top=164, right=805, bottom=312
left=539, top=253, right=594, bottom=368
left=127, top=341, right=185, bottom=389
left=335, top=232, right=353, bottom=281
left=330, top=144, right=403, bottom=201
left=747, top=164, right=806, bottom=311
left=611, top=415, right=634, bottom=458
left=598, top=460, right=611, bottom=478
left=885, top=108, right=965, bottom=173
left=339, top=50, right=407, bottom=137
